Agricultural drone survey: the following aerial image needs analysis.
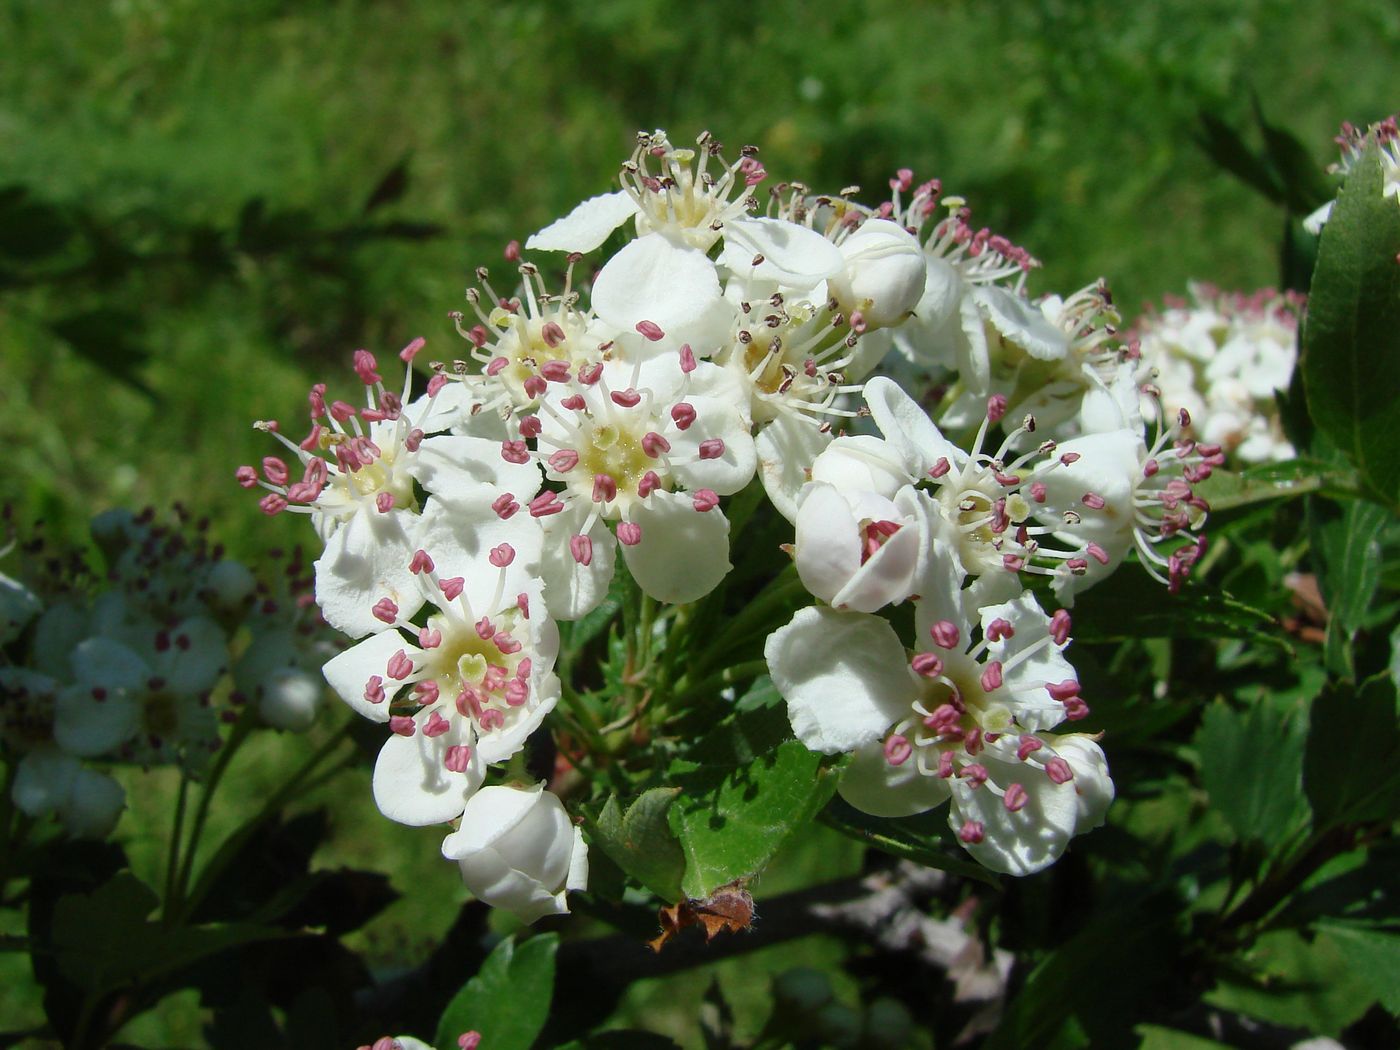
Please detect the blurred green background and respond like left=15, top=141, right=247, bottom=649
left=4, top=0, right=1397, bottom=562
left=2, top=0, right=1397, bottom=1044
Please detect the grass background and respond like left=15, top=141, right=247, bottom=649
left=1, top=0, right=1397, bottom=1044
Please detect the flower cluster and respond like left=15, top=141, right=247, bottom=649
left=245, top=129, right=1217, bottom=886
left=0, top=509, right=330, bottom=840
left=1130, top=283, right=1303, bottom=464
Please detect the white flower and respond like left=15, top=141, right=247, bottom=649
left=524, top=356, right=755, bottom=615
left=240, top=341, right=541, bottom=637
left=766, top=527, right=1111, bottom=875
left=12, top=746, right=125, bottom=840
left=441, top=782, right=589, bottom=923
left=1303, top=114, right=1400, bottom=234
left=828, top=218, right=927, bottom=330
left=793, top=481, right=938, bottom=614
left=321, top=497, right=558, bottom=826
left=52, top=615, right=227, bottom=768
left=526, top=130, right=765, bottom=254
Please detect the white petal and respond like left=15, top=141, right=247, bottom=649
left=525, top=190, right=639, bottom=253
left=721, top=217, right=844, bottom=291
left=321, top=630, right=409, bottom=723
left=839, top=740, right=952, bottom=818
left=54, top=683, right=139, bottom=757
left=1054, top=734, right=1115, bottom=832
left=756, top=413, right=832, bottom=523
left=408, top=435, right=543, bottom=503
left=622, top=490, right=731, bottom=604
left=475, top=671, right=559, bottom=765
left=949, top=755, right=1081, bottom=876
left=69, top=636, right=148, bottom=692
left=667, top=396, right=757, bottom=495
left=981, top=593, right=1072, bottom=732
left=765, top=607, right=915, bottom=753
left=416, top=494, right=545, bottom=615
left=912, top=520, right=970, bottom=636
left=975, top=286, right=1068, bottom=361
left=0, top=571, right=41, bottom=644
left=956, top=293, right=992, bottom=393
left=158, top=617, right=229, bottom=696
left=863, top=376, right=964, bottom=479
left=1302, top=200, right=1333, bottom=235
left=831, top=500, right=924, bottom=613
left=810, top=434, right=912, bottom=499
left=794, top=483, right=862, bottom=606
left=591, top=233, right=723, bottom=336
left=373, top=717, right=484, bottom=826
left=12, top=747, right=79, bottom=818
left=314, top=508, right=422, bottom=638
left=60, top=766, right=126, bottom=839
left=538, top=505, right=616, bottom=620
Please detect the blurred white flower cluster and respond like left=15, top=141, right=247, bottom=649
left=245, top=130, right=1221, bottom=893
left=1130, top=283, right=1303, bottom=465
left=0, top=509, right=332, bottom=840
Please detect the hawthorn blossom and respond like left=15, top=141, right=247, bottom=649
left=526, top=129, right=765, bottom=254
left=518, top=356, right=755, bottom=615
left=1133, top=285, right=1301, bottom=464
left=441, top=782, right=589, bottom=923
left=1303, top=113, right=1400, bottom=233
left=766, top=529, right=1112, bottom=875
left=321, top=498, right=558, bottom=825
left=239, top=341, right=542, bottom=637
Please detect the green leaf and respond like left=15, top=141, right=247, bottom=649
left=1310, top=497, right=1387, bottom=677
left=435, top=933, right=558, bottom=1050
left=588, top=788, right=687, bottom=903
left=1205, top=927, right=1378, bottom=1034
left=820, top=796, right=999, bottom=886
left=1061, top=570, right=1287, bottom=651
left=1303, top=674, right=1400, bottom=829
left=1314, top=922, right=1400, bottom=1012
left=1194, top=459, right=1347, bottom=512
left=1195, top=113, right=1283, bottom=205
left=1251, top=96, right=1332, bottom=216
left=50, top=872, right=296, bottom=994
left=1194, top=700, right=1308, bottom=849
left=669, top=741, right=844, bottom=900
left=1301, top=143, right=1400, bottom=507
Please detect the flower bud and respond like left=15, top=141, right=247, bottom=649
left=203, top=559, right=257, bottom=613
left=441, top=783, right=588, bottom=923
left=256, top=666, right=322, bottom=732
left=829, top=219, right=926, bottom=329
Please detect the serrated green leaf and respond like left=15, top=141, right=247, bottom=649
left=555, top=1032, right=682, bottom=1050
left=435, top=933, right=558, bottom=1050
left=1303, top=674, right=1400, bottom=829
left=1314, top=922, right=1400, bottom=1012
left=669, top=741, right=843, bottom=899
left=1310, top=497, right=1387, bottom=676
left=1205, top=927, right=1378, bottom=1034
left=1194, top=701, right=1307, bottom=849
left=820, top=796, right=999, bottom=886
left=588, top=788, right=687, bottom=903
left=1301, top=143, right=1400, bottom=507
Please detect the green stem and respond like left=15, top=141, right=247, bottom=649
left=669, top=659, right=771, bottom=712
left=175, top=721, right=354, bottom=924
left=173, top=706, right=256, bottom=912
left=161, top=770, right=191, bottom=923
left=690, top=568, right=804, bottom=676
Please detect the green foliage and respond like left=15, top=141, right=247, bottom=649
left=589, top=789, right=688, bottom=903
left=1310, top=497, right=1388, bottom=676
left=1303, top=673, right=1400, bottom=829
left=436, top=933, right=559, bottom=1050
left=1195, top=700, right=1307, bottom=849
left=1301, top=144, right=1400, bottom=509
left=669, top=741, right=844, bottom=900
